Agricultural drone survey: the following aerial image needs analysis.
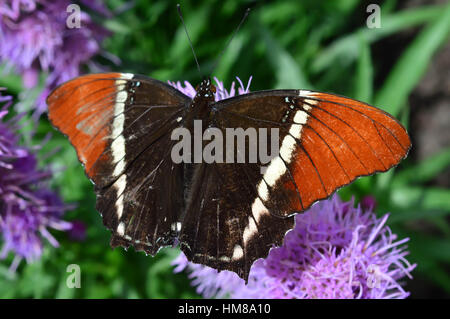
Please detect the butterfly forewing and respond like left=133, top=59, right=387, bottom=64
left=48, top=73, right=190, bottom=253
left=213, top=90, right=410, bottom=213
left=47, top=73, right=190, bottom=185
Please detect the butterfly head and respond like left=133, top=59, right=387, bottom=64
left=195, top=77, right=216, bottom=102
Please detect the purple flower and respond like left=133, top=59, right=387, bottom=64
left=173, top=195, right=416, bottom=299
left=0, top=90, right=72, bottom=271
left=0, top=1, right=111, bottom=117
left=0, top=1, right=37, bottom=20
left=361, top=195, right=377, bottom=210
left=67, top=220, right=86, bottom=241
left=79, top=0, right=112, bottom=17
left=168, top=76, right=253, bottom=100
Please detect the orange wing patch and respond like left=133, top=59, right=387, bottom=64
left=47, top=73, right=123, bottom=176
left=288, top=92, right=411, bottom=210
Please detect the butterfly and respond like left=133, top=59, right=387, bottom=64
left=47, top=72, right=411, bottom=281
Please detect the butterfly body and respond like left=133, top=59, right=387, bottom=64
left=47, top=73, right=410, bottom=281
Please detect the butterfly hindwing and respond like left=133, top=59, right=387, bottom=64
left=180, top=161, right=295, bottom=280
left=48, top=73, right=190, bottom=254
left=97, top=107, right=187, bottom=253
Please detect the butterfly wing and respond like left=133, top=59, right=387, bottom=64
left=179, top=89, right=411, bottom=281
left=47, top=73, right=190, bottom=253
left=180, top=161, right=295, bottom=281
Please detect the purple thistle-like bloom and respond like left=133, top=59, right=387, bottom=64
left=173, top=195, right=416, bottom=299
left=0, top=1, right=37, bottom=20
left=170, top=77, right=416, bottom=299
left=168, top=76, right=253, bottom=100
left=67, top=220, right=86, bottom=241
left=0, top=1, right=111, bottom=117
left=361, top=195, right=377, bottom=211
left=0, top=91, right=71, bottom=271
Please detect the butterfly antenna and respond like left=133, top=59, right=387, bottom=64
left=210, top=8, right=251, bottom=75
left=177, top=4, right=202, bottom=77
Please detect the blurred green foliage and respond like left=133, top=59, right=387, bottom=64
left=1, top=0, right=449, bottom=298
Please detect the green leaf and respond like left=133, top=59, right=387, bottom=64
left=54, top=271, right=76, bottom=299
left=389, top=208, right=450, bottom=223
left=146, top=249, right=182, bottom=298
left=422, top=265, right=450, bottom=293
left=0, top=67, right=23, bottom=94
left=214, top=33, right=246, bottom=82
left=103, top=20, right=132, bottom=34
left=411, top=235, right=450, bottom=263
left=0, top=278, right=17, bottom=298
left=169, top=5, right=211, bottom=73
left=376, top=168, right=395, bottom=191
left=354, top=32, right=373, bottom=103
left=259, top=25, right=311, bottom=89
left=19, top=254, right=56, bottom=298
left=375, top=3, right=450, bottom=116
left=393, top=148, right=450, bottom=186
left=428, top=216, right=450, bottom=237
left=311, top=5, right=444, bottom=74
left=390, top=187, right=450, bottom=212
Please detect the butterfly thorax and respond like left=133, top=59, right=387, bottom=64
left=189, top=77, right=216, bottom=121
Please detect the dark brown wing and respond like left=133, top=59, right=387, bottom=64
left=179, top=89, right=410, bottom=281
left=47, top=73, right=190, bottom=254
